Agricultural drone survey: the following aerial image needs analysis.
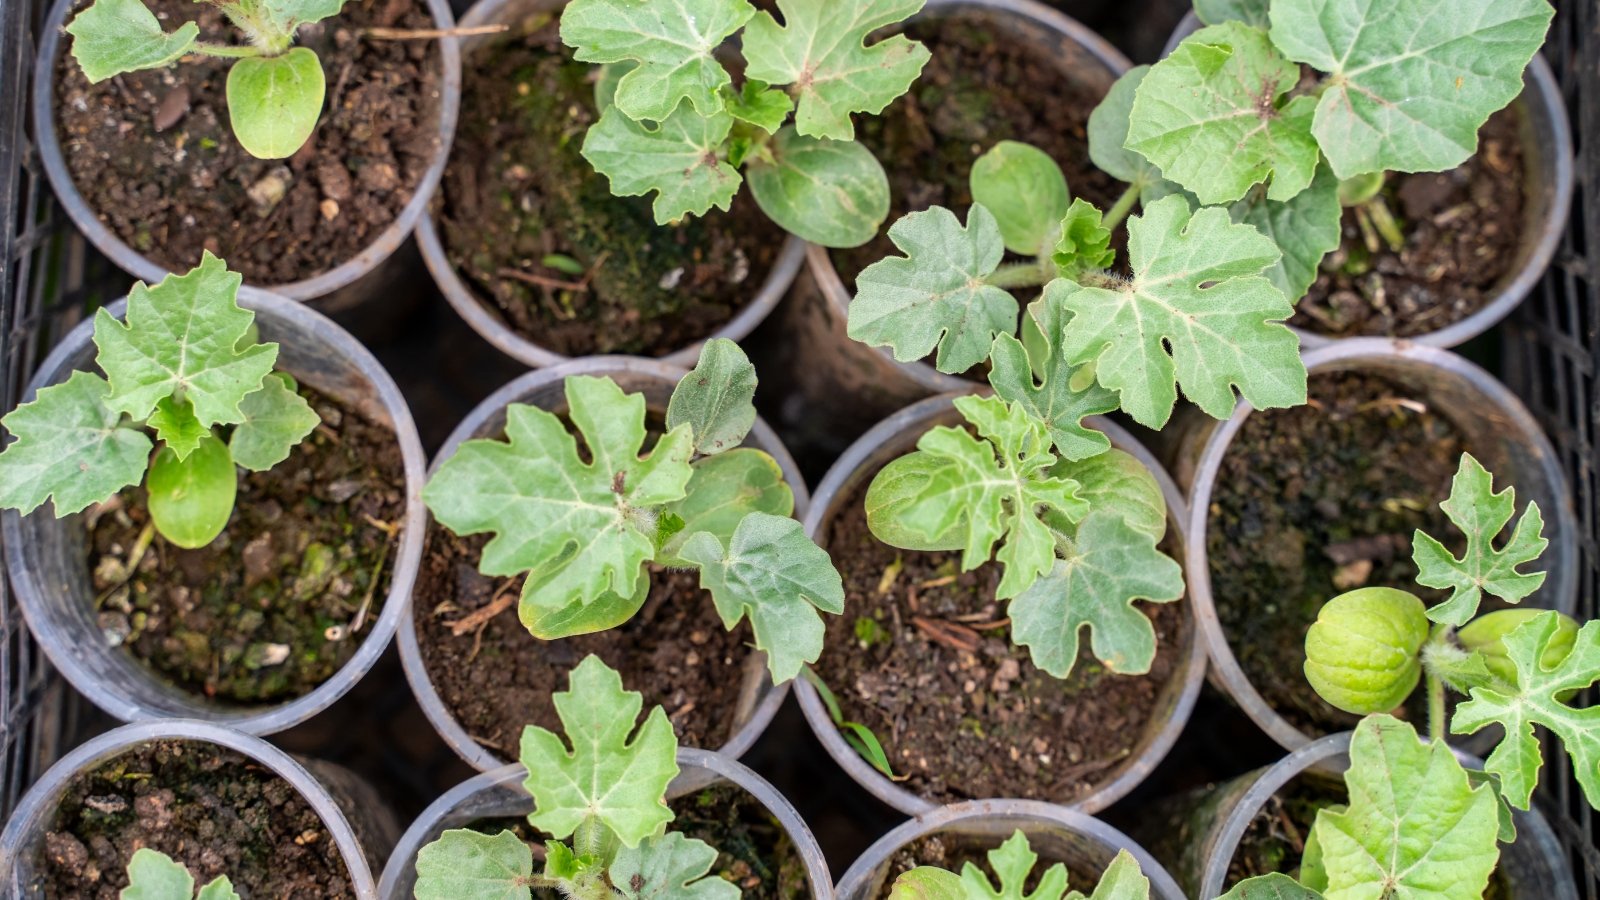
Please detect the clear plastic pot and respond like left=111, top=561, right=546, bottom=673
left=1149, top=728, right=1578, bottom=900
left=834, top=799, right=1185, bottom=900
left=377, top=746, right=833, bottom=899
left=32, top=0, right=462, bottom=311
left=794, top=391, right=1206, bottom=817
left=0, top=719, right=392, bottom=898
left=0, top=291, right=428, bottom=734
left=414, top=0, right=805, bottom=369
left=1173, top=339, right=1579, bottom=754
left=399, top=356, right=810, bottom=771
left=1160, top=12, right=1573, bottom=350
left=768, top=0, right=1132, bottom=453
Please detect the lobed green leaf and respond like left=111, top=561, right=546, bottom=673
left=846, top=205, right=1017, bottom=375
left=262, top=0, right=347, bottom=30
left=66, top=0, right=200, bottom=83
left=987, top=294, right=1118, bottom=462
left=582, top=103, right=741, bottom=226
left=1413, top=453, right=1547, bottom=627
left=667, top=338, right=757, bottom=456
left=1227, top=166, right=1343, bottom=302
left=559, top=0, right=754, bottom=121
left=611, top=830, right=741, bottom=900
left=743, top=0, right=930, bottom=141
left=521, top=655, right=680, bottom=848
left=1051, top=199, right=1115, bottom=281
left=0, top=371, right=152, bottom=517
left=1219, top=874, right=1323, bottom=900
left=680, top=512, right=844, bottom=682
left=724, top=81, right=794, bottom=135
left=1269, top=0, right=1554, bottom=179
left=229, top=372, right=319, bottom=472
left=1053, top=195, right=1304, bottom=428
left=746, top=127, right=891, bottom=248
left=660, top=449, right=793, bottom=561
left=414, top=829, right=535, bottom=900
left=1196, top=0, right=1269, bottom=27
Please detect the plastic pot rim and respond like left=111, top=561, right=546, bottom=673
left=0, top=718, right=379, bottom=898
left=376, top=746, right=834, bottom=899
left=833, top=798, right=1186, bottom=900
left=1159, top=12, right=1573, bottom=351
left=32, top=0, right=463, bottom=302
left=1182, top=338, right=1580, bottom=753
left=801, top=0, right=1132, bottom=395
left=397, top=355, right=809, bottom=772
left=0, top=290, right=428, bottom=735
left=413, top=0, right=805, bottom=370
left=1193, top=729, right=1577, bottom=900
left=793, top=390, right=1206, bottom=818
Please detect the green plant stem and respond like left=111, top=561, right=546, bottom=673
left=1427, top=670, right=1446, bottom=744
left=985, top=261, right=1054, bottom=289
left=1102, top=182, right=1141, bottom=231
left=193, top=42, right=267, bottom=58
left=1364, top=196, right=1406, bottom=253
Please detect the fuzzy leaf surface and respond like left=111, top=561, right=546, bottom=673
left=725, top=80, right=793, bottom=134
left=421, top=376, right=694, bottom=616
left=1053, top=195, right=1303, bottom=428
left=1219, top=875, right=1323, bottom=900
left=227, top=48, right=326, bottom=160
left=94, top=253, right=275, bottom=433
left=1009, top=511, right=1182, bottom=677
left=66, top=0, right=199, bottom=83
left=148, top=397, right=206, bottom=460
left=521, top=656, right=679, bottom=847
left=1228, top=166, right=1343, bottom=301
left=1089, top=66, right=1163, bottom=197
left=667, top=338, right=756, bottom=455
left=1310, top=714, right=1500, bottom=900
left=229, top=373, right=318, bottom=472
left=884, top=395, right=1087, bottom=600
left=847, top=205, right=1017, bottom=374
left=1413, top=453, right=1547, bottom=627
left=1126, top=23, right=1319, bottom=205
left=414, top=829, right=534, bottom=900
left=970, top=141, right=1071, bottom=256
left=0, top=371, right=151, bottom=516
left=890, top=869, right=967, bottom=900
left=660, top=449, right=793, bottom=561
left=1050, top=448, right=1167, bottom=542
left=123, top=849, right=196, bottom=900
left=1052, top=199, right=1115, bottom=281
left=612, top=830, right=741, bottom=900
left=986, top=293, right=1118, bottom=462
left=746, top=127, right=890, bottom=248
left=559, top=0, right=754, bottom=121
left=1196, top=0, right=1268, bottom=27
left=1452, top=612, right=1600, bottom=810
left=582, top=103, right=740, bottom=225
left=263, top=0, right=346, bottom=29
left=681, top=512, right=844, bottom=682
left=743, top=0, right=930, bottom=140
left=1268, top=0, right=1554, bottom=178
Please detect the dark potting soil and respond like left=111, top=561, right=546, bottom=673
left=414, top=527, right=756, bottom=757
left=54, top=0, right=442, bottom=285
left=830, top=11, right=1124, bottom=289
left=86, top=385, right=406, bottom=704
left=1207, top=372, right=1469, bottom=736
left=465, top=783, right=807, bottom=899
left=1294, top=107, right=1527, bottom=338
left=1223, top=774, right=1511, bottom=900
left=36, top=740, right=352, bottom=899
left=438, top=18, right=783, bottom=357
left=815, top=476, right=1183, bottom=805
left=877, top=835, right=1099, bottom=900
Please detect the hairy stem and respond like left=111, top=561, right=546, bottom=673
left=1364, top=195, right=1407, bottom=253
left=192, top=42, right=267, bottom=58
left=1427, top=670, right=1446, bottom=744
left=984, top=261, right=1053, bottom=289
left=1101, top=182, right=1141, bottom=232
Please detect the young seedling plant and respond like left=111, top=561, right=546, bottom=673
left=414, top=655, right=738, bottom=900
left=1125, top=0, right=1552, bottom=281
left=888, top=830, right=1154, bottom=900
left=65, top=0, right=355, bottom=158
left=422, top=339, right=844, bottom=683
left=557, top=0, right=932, bottom=248
left=122, top=848, right=238, bottom=900
left=0, top=252, right=320, bottom=549
left=1229, top=453, right=1600, bottom=900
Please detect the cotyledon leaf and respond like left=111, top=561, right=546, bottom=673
left=227, top=48, right=327, bottom=160
left=746, top=126, right=891, bottom=249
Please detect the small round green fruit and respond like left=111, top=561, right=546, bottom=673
left=1458, top=609, right=1579, bottom=687
left=1304, top=587, right=1430, bottom=715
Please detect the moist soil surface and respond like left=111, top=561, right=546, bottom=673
left=438, top=17, right=783, bottom=357
left=815, top=475, right=1183, bottom=804
left=415, top=527, right=757, bottom=757
left=54, top=0, right=441, bottom=285
left=1294, top=107, right=1527, bottom=338
left=830, top=10, right=1124, bottom=289
left=466, top=783, right=808, bottom=899
left=877, top=835, right=1099, bottom=899
left=87, top=385, right=405, bottom=705
left=1207, top=372, right=1470, bottom=736
left=36, top=740, right=352, bottom=899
